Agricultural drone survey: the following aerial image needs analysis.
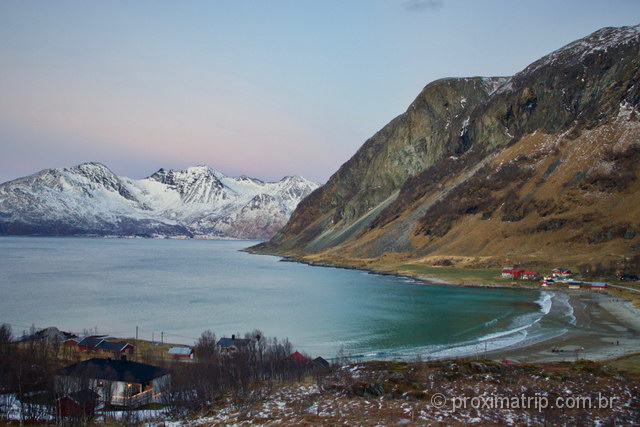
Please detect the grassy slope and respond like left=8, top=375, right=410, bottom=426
left=289, top=118, right=640, bottom=291
left=395, top=264, right=534, bottom=287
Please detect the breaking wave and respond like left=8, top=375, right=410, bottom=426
left=363, top=291, right=571, bottom=361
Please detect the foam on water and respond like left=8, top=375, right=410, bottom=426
left=366, top=290, right=570, bottom=361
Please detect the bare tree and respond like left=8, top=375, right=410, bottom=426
left=194, top=330, right=218, bottom=361
left=0, top=324, right=12, bottom=346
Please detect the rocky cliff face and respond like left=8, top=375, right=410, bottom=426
left=266, top=77, right=508, bottom=251
left=0, top=163, right=318, bottom=239
left=253, top=25, right=640, bottom=268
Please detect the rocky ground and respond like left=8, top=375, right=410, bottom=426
left=155, top=357, right=640, bottom=426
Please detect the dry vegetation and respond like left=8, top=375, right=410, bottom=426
left=0, top=325, right=321, bottom=425
left=176, top=357, right=640, bottom=425
left=294, top=120, right=640, bottom=279
left=3, top=322, right=640, bottom=425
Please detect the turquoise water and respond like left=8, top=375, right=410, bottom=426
left=0, top=237, right=565, bottom=358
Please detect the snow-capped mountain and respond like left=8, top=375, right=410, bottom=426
left=0, top=163, right=319, bottom=239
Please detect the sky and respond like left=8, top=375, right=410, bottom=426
left=1, top=1, right=639, bottom=184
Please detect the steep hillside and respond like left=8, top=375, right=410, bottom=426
left=251, top=24, right=640, bottom=269
left=0, top=163, right=318, bottom=239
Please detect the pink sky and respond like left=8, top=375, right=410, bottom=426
left=2, top=0, right=638, bottom=183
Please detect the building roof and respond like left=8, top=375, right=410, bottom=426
left=59, top=358, right=169, bottom=383
left=168, top=347, right=193, bottom=355
left=77, top=336, right=106, bottom=348
left=97, top=341, right=132, bottom=352
left=313, top=356, right=330, bottom=368
left=217, top=337, right=252, bottom=348
left=288, top=351, right=309, bottom=362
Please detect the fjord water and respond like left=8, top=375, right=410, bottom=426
left=0, top=237, right=552, bottom=358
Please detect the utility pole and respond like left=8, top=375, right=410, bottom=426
left=161, top=331, right=164, bottom=347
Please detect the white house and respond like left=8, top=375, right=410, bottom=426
left=217, top=335, right=253, bottom=355
left=56, top=357, right=170, bottom=408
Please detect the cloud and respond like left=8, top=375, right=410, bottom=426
left=402, top=0, right=444, bottom=12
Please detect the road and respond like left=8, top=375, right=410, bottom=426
left=608, top=284, right=640, bottom=293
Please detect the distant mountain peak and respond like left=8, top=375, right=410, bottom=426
left=184, top=165, right=213, bottom=174
left=0, top=163, right=319, bottom=239
left=69, top=162, right=114, bottom=175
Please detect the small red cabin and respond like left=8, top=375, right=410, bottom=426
left=57, top=389, right=99, bottom=419
left=287, top=351, right=309, bottom=363
left=63, top=338, right=80, bottom=347
left=502, top=268, right=527, bottom=279
left=168, top=347, right=194, bottom=359
left=510, top=269, right=525, bottom=279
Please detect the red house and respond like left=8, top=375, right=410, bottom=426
left=168, top=346, right=194, bottom=359
left=501, top=267, right=514, bottom=278
left=501, top=268, right=525, bottom=279
left=590, top=282, right=609, bottom=290
left=97, top=341, right=135, bottom=355
left=287, top=351, right=309, bottom=363
left=510, top=269, right=525, bottom=279
left=76, top=336, right=134, bottom=355
left=77, top=336, right=109, bottom=352
left=56, top=389, right=99, bottom=419
left=63, top=338, right=80, bottom=347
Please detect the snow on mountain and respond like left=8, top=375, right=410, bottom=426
left=0, top=163, right=319, bottom=239
left=520, top=24, right=640, bottom=77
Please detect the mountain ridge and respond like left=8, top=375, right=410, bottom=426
left=0, top=162, right=319, bottom=239
left=251, top=24, right=640, bottom=270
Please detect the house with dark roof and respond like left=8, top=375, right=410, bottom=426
left=217, top=335, right=253, bottom=355
left=76, top=336, right=135, bottom=355
left=97, top=341, right=135, bottom=356
left=77, top=336, right=108, bottom=351
left=313, top=356, right=330, bottom=368
left=56, top=357, right=170, bottom=408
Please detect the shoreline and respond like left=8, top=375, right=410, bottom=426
left=480, top=291, right=640, bottom=363
left=259, top=251, right=640, bottom=363
left=273, top=253, right=543, bottom=290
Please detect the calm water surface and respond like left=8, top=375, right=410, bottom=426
left=0, top=237, right=559, bottom=358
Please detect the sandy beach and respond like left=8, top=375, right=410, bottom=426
left=481, top=290, right=640, bottom=363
